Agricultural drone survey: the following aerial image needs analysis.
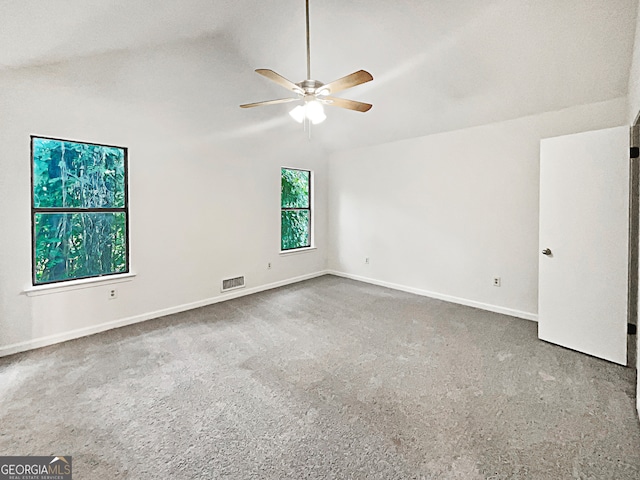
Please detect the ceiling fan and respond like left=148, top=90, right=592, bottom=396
left=240, top=0, right=373, bottom=125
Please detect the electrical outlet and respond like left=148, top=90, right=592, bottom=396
left=365, top=257, right=370, bottom=264
left=493, top=277, right=501, bottom=287
left=267, top=262, right=272, bottom=270
left=108, top=288, right=118, bottom=300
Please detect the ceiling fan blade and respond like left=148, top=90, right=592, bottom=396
left=320, top=70, right=373, bottom=95
left=255, top=69, right=304, bottom=94
left=322, top=96, right=372, bottom=112
left=240, top=98, right=300, bottom=108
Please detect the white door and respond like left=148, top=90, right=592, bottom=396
left=539, top=126, right=629, bottom=365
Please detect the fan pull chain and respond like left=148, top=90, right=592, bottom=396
left=300, top=116, right=312, bottom=140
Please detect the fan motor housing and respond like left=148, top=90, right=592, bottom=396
left=298, top=79, right=325, bottom=94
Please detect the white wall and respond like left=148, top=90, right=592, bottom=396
left=0, top=38, right=327, bottom=356
left=327, top=98, right=628, bottom=319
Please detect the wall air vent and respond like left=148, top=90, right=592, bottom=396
left=221, top=276, right=245, bottom=292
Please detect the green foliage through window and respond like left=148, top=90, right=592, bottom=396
left=281, top=168, right=311, bottom=250
left=32, top=137, right=128, bottom=284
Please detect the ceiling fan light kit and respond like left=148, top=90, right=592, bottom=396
left=240, top=0, right=373, bottom=129
left=289, top=100, right=326, bottom=124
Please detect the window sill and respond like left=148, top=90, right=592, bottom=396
left=23, top=272, right=136, bottom=297
left=279, top=246, right=317, bottom=256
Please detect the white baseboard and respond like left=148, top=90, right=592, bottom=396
left=0, top=269, right=538, bottom=358
left=327, top=270, right=538, bottom=322
left=0, top=270, right=329, bottom=358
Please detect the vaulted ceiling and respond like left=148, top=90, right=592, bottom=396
left=1, top=0, right=637, bottom=152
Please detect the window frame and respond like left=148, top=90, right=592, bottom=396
left=280, top=167, right=312, bottom=252
left=30, top=135, right=130, bottom=286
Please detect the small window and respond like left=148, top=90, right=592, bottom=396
left=281, top=168, right=311, bottom=251
left=31, top=136, right=129, bottom=285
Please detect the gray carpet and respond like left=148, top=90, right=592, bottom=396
left=1, top=275, right=639, bottom=479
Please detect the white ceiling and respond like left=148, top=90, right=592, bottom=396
left=1, top=0, right=638, bottom=152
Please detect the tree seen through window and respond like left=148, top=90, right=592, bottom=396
left=31, top=136, right=128, bottom=285
left=281, top=168, right=311, bottom=250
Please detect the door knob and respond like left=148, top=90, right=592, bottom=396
left=542, top=248, right=552, bottom=256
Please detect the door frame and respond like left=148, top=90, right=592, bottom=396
left=630, top=112, right=640, bottom=368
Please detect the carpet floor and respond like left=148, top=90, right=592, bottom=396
left=1, top=275, right=639, bottom=479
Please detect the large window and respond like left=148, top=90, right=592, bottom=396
left=31, top=136, right=129, bottom=285
left=281, top=168, right=311, bottom=251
